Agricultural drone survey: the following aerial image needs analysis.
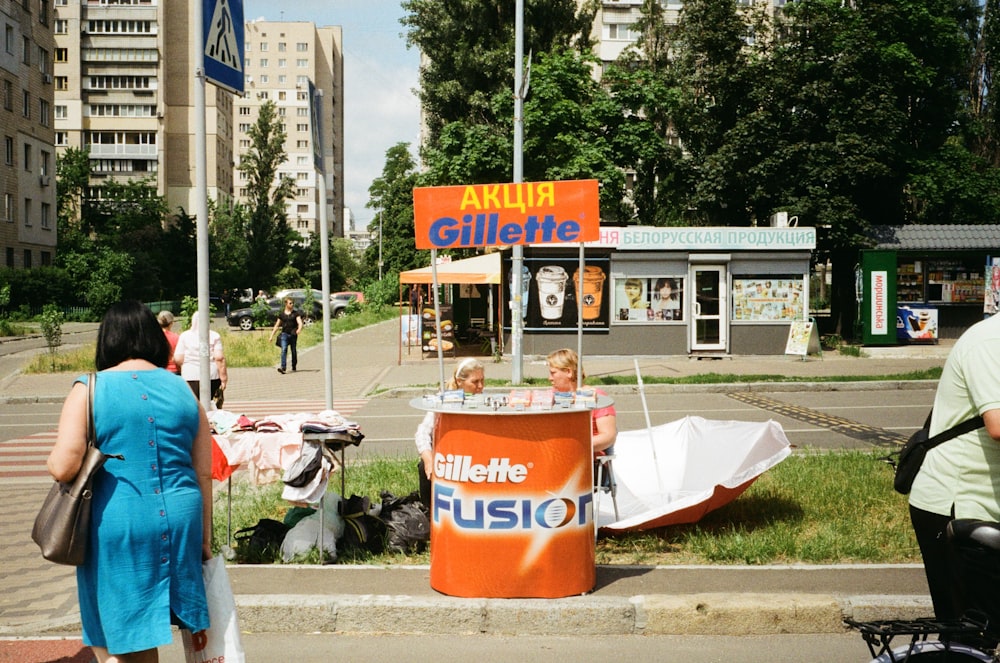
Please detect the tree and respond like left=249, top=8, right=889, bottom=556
left=363, top=143, right=420, bottom=280
left=209, top=200, right=252, bottom=294
left=239, top=100, right=296, bottom=292
left=401, top=0, right=596, bottom=142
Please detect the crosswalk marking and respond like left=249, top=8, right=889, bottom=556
left=727, top=392, right=907, bottom=447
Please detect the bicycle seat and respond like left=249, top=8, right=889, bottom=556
left=948, top=519, right=1000, bottom=552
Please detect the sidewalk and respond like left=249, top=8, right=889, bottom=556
left=0, top=318, right=952, bottom=641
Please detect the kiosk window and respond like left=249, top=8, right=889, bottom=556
left=613, top=276, right=684, bottom=322
left=732, top=277, right=805, bottom=321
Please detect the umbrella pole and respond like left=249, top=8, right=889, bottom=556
left=634, top=358, right=665, bottom=493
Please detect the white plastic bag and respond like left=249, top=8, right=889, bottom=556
left=182, top=556, right=246, bottom=663
left=280, top=495, right=344, bottom=562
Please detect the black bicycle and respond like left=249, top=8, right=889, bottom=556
left=846, top=519, right=1000, bottom=662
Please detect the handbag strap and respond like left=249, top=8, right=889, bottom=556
left=923, top=413, right=985, bottom=451
left=86, top=372, right=96, bottom=447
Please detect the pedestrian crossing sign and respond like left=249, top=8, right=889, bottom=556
left=203, top=0, right=245, bottom=94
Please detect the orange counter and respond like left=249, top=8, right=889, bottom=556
left=412, top=399, right=599, bottom=598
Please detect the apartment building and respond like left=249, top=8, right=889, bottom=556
left=53, top=0, right=234, bottom=218
left=590, top=0, right=787, bottom=70
left=0, top=0, right=56, bottom=270
left=236, top=19, right=344, bottom=240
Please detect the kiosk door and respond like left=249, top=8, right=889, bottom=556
left=691, top=265, right=728, bottom=352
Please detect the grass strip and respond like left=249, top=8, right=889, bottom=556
left=214, top=449, right=918, bottom=566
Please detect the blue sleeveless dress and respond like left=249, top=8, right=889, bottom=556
left=76, top=369, right=210, bottom=654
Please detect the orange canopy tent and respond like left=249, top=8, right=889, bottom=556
left=398, top=252, right=501, bottom=285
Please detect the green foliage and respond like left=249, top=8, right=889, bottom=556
left=362, top=144, right=421, bottom=282
left=362, top=272, right=400, bottom=307
left=39, top=305, right=64, bottom=371
left=239, top=100, right=296, bottom=292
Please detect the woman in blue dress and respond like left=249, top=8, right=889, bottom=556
left=47, top=301, right=214, bottom=662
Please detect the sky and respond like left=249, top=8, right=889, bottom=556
left=240, top=0, right=421, bottom=233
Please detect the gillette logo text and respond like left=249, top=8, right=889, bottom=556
left=433, top=453, right=528, bottom=484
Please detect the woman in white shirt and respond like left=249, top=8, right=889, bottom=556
left=173, top=311, right=228, bottom=405
left=415, top=358, right=485, bottom=507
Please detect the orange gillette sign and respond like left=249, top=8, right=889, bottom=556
left=412, top=179, right=600, bottom=250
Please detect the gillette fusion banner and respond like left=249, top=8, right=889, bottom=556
left=412, top=179, right=600, bottom=250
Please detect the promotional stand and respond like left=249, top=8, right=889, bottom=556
left=412, top=397, right=606, bottom=598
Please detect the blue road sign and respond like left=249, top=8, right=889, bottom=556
left=203, top=0, right=245, bottom=94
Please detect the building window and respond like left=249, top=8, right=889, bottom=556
left=54, top=105, right=67, bottom=119
left=296, top=140, right=308, bottom=148
left=22, top=36, right=30, bottom=65
left=38, top=0, right=48, bottom=25
left=278, top=58, right=286, bottom=68
left=55, top=131, right=67, bottom=146
left=55, top=47, right=67, bottom=62
left=41, top=202, right=50, bottom=228
left=259, top=74, right=268, bottom=84
left=23, top=143, right=30, bottom=171
left=39, top=99, right=49, bottom=126
left=2, top=80, right=10, bottom=110
left=296, top=42, right=308, bottom=52
left=40, top=250, right=51, bottom=266
left=23, top=199, right=31, bottom=227
left=296, top=59, right=308, bottom=68
left=54, top=76, right=68, bottom=90
left=40, top=150, right=49, bottom=176
left=278, top=42, right=286, bottom=52
left=259, top=58, right=268, bottom=67
left=277, top=107, right=286, bottom=116
left=4, top=136, right=12, bottom=165
left=5, top=247, right=13, bottom=267
left=297, top=90, right=308, bottom=101
left=257, top=90, right=268, bottom=100
left=5, top=25, right=13, bottom=55
left=239, top=139, right=250, bottom=149
left=297, top=107, right=308, bottom=116
left=22, top=248, right=31, bottom=269
left=278, top=91, right=286, bottom=100
left=238, top=106, right=250, bottom=115
left=37, top=47, right=47, bottom=73
left=259, top=41, right=267, bottom=51
left=3, top=193, right=12, bottom=221
left=296, top=76, right=308, bottom=86
left=238, top=123, right=250, bottom=132
left=22, top=90, right=29, bottom=117
left=54, top=19, right=68, bottom=34
left=278, top=74, right=286, bottom=84
left=296, top=123, right=308, bottom=132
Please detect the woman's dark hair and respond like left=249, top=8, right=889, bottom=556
left=95, top=300, right=171, bottom=370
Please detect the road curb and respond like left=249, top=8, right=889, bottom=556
left=229, top=592, right=932, bottom=636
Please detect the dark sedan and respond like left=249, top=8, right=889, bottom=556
left=226, top=296, right=323, bottom=331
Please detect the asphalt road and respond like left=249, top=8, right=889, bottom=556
left=0, top=386, right=936, bottom=462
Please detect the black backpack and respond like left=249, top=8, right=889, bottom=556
left=379, top=491, right=430, bottom=554
left=234, top=518, right=290, bottom=563
left=338, top=495, right=387, bottom=555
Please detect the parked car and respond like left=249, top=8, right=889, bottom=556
left=226, top=294, right=324, bottom=331
left=331, top=291, right=364, bottom=318
left=332, top=291, right=365, bottom=304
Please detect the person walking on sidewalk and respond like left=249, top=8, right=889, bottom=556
left=909, top=312, right=1000, bottom=622
left=173, top=311, right=228, bottom=403
left=269, top=296, right=303, bottom=374
left=46, top=300, right=213, bottom=663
